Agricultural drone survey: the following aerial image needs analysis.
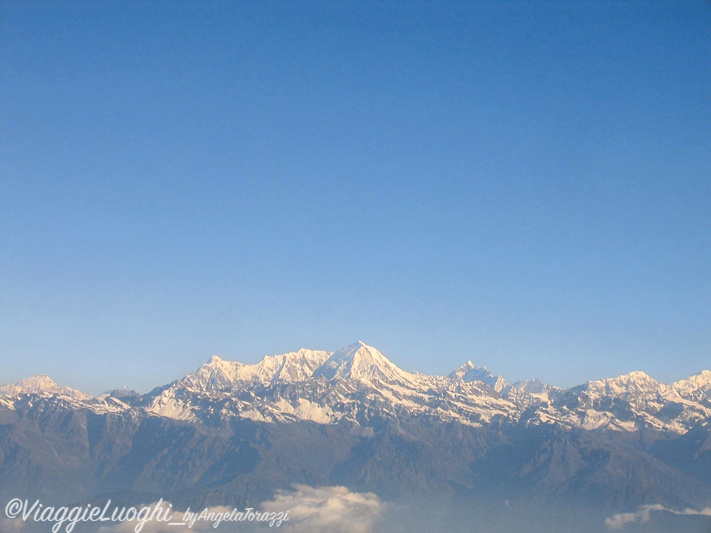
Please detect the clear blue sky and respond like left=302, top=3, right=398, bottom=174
left=1, top=1, right=709, bottom=394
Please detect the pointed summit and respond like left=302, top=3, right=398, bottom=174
left=184, top=356, right=245, bottom=391
left=314, top=342, right=417, bottom=386
left=448, top=360, right=476, bottom=378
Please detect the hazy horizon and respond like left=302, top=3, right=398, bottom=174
left=4, top=339, right=711, bottom=397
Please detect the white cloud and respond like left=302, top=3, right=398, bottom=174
left=92, top=485, right=386, bottom=533
left=261, top=484, right=387, bottom=533
left=605, top=503, right=711, bottom=530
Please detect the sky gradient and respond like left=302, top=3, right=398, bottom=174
left=1, top=1, right=710, bottom=394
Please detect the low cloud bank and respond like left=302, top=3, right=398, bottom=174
left=605, top=504, right=711, bottom=530
left=262, top=484, right=387, bottom=533
left=95, top=485, right=386, bottom=533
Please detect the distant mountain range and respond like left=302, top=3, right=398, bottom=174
left=2, top=341, right=711, bottom=532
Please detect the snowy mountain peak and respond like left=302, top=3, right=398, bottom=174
left=17, top=374, right=59, bottom=392
left=449, top=362, right=508, bottom=393
left=182, top=348, right=333, bottom=391
left=107, top=386, right=140, bottom=399
left=314, top=342, right=417, bottom=385
left=6, top=342, right=710, bottom=436
left=183, top=356, right=244, bottom=391
left=501, top=378, right=561, bottom=410
left=577, top=371, right=665, bottom=400
left=258, top=348, right=331, bottom=383
left=671, top=370, right=711, bottom=401
left=673, top=369, right=711, bottom=387
left=0, top=375, right=91, bottom=401
left=505, top=378, right=557, bottom=395
left=554, top=370, right=671, bottom=426
left=606, top=371, right=661, bottom=389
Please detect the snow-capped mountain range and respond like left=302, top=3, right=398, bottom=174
left=3, top=341, right=710, bottom=434
left=2, top=341, right=711, bottom=531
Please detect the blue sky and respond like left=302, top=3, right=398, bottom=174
left=1, top=1, right=710, bottom=394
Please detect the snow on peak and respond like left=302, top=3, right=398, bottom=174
left=314, top=342, right=417, bottom=386
left=17, top=374, right=59, bottom=392
left=501, top=378, right=561, bottom=410
left=255, top=348, right=332, bottom=383
left=448, top=361, right=476, bottom=377
left=554, top=370, right=672, bottom=421
left=107, top=386, right=140, bottom=399
left=580, top=371, right=666, bottom=399
left=671, top=370, right=711, bottom=401
left=182, top=356, right=244, bottom=391
left=608, top=371, right=660, bottom=388
left=183, top=348, right=332, bottom=391
left=449, top=362, right=508, bottom=393
left=505, top=378, right=557, bottom=395
left=0, top=375, right=90, bottom=401
left=673, top=369, right=711, bottom=387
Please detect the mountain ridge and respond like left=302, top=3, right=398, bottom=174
left=2, top=341, right=710, bottom=435
left=2, top=342, right=711, bottom=530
